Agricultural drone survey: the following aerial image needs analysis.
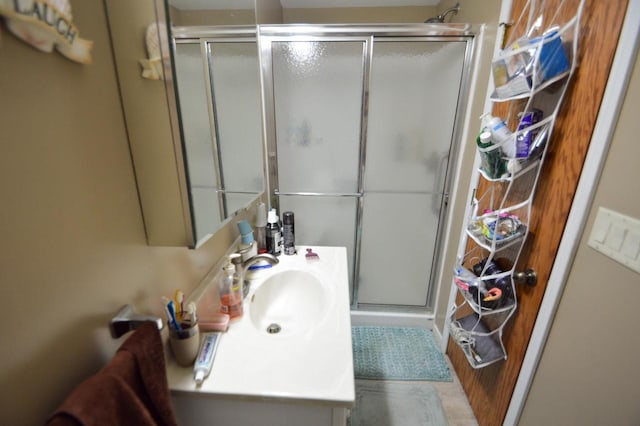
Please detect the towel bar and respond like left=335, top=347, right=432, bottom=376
left=110, top=304, right=164, bottom=338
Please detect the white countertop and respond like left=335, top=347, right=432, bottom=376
left=166, top=246, right=355, bottom=408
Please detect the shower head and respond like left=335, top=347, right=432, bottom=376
left=424, top=2, right=460, bottom=23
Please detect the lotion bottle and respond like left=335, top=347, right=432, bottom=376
left=482, top=113, right=515, bottom=157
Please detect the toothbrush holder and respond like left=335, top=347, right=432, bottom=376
left=168, top=322, right=200, bottom=366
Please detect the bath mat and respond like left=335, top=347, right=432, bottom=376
left=349, top=380, right=449, bottom=426
left=352, top=326, right=452, bottom=381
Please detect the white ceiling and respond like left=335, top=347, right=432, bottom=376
left=169, top=0, right=439, bottom=11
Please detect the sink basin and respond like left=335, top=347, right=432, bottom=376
left=249, top=270, right=329, bottom=335
left=167, top=246, right=354, bottom=408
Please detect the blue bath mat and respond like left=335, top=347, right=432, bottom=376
left=352, top=326, right=452, bottom=381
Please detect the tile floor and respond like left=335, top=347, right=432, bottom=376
left=361, top=356, right=477, bottom=425
left=431, top=356, right=478, bottom=426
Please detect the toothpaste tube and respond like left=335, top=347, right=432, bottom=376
left=193, top=333, right=221, bottom=385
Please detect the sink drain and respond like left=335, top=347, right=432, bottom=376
left=266, top=323, right=282, bottom=334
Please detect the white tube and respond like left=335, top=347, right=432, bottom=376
left=193, top=333, right=221, bottom=385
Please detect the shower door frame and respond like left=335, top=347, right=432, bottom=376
left=259, top=24, right=476, bottom=312
left=172, top=26, right=264, bottom=226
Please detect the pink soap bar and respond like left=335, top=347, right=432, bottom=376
left=198, top=313, right=230, bottom=332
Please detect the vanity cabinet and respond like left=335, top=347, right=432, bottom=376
left=448, top=0, right=584, bottom=368
left=172, top=396, right=348, bottom=426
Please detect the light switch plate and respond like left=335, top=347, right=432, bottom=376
left=588, top=207, right=640, bottom=274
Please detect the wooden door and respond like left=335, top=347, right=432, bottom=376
left=446, top=1, right=629, bottom=425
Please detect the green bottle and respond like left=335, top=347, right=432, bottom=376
left=477, top=130, right=506, bottom=178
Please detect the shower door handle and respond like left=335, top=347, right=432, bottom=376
left=433, top=153, right=450, bottom=215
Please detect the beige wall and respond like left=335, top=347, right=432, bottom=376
left=256, top=0, right=283, bottom=24
left=519, top=43, right=640, bottom=425
left=282, top=6, right=436, bottom=23
left=0, top=2, right=243, bottom=424
left=171, top=7, right=255, bottom=26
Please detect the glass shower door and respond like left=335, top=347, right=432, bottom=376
left=173, top=42, right=221, bottom=241
left=265, top=37, right=368, bottom=292
left=206, top=40, right=264, bottom=216
left=357, top=40, right=468, bottom=308
left=261, top=28, right=473, bottom=311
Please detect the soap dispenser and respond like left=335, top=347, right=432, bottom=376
left=218, top=258, right=243, bottom=319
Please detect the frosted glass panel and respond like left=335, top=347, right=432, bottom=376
left=358, top=193, right=441, bottom=306
left=225, top=193, right=258, bottom=217
left=365, top=41, right=467, bottom=192
left=279, top=196, right=357, bottom=297
left=272, top=41, right=364, bottom=193
left=209, top=42, right=263, bottom=194
left=174, top=43, right=217, bottom=189
left=174, top=43, right=221, bottom=242
left=190, top=187, right=221, bottom=241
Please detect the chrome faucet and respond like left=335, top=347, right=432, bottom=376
left=236, top=253, right=279, bottom=298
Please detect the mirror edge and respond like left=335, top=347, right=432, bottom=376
left=105, top=0, right=195, bottom=247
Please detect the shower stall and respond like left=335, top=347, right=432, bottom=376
left=260, top=25, right=474, bottom=314
left=170, top=24, right=475, bottom=315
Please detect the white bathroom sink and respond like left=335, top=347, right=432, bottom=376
left=167, top=246, right=354, bottom=408
left=249, top=270, right=329, bottom=335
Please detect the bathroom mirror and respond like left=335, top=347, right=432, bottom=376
left=169, top=0, right=264, bottom=244
left=105, top=0, right=263, bottom=248
left=105, top=0, right=451, bottom=248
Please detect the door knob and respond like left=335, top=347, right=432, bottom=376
left=514, top=268, right=537, bottom=286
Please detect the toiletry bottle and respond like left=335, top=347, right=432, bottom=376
left=476, top=130, right=506, bottom=178
left=255, top=202, right=267, bottom=254
left=482, top=113, right=515, bottom=157
left=282, top=211, right=295, bottom=255
left=218, top=258, right=243, bottom=319
left=266, top=209, right=282, bottom=256
left=515, top=109, right=543, bottom=158
left=237, top=220, right=257, bottom=261
left=229, top=253, right=244, bottom=299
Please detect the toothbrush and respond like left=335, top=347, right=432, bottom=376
left=174, top=289, right=184, bottom=320
left=167, top=300, right=182, bottom=331
left=161, top=296, right=172, bottom=326
left=186, top=301, right=197, bottom=325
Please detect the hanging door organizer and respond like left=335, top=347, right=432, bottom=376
left=448, top=0, right=584, bottom=369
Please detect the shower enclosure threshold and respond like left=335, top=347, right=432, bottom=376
left=350, top=310, right=433, bottom=329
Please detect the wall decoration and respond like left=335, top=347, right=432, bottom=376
left=0, top=0, right=93, bottom=64
left=139, top=22, right=170, bottom=80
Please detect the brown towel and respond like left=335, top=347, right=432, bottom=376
left=47, top=322, right=178, bottom=426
